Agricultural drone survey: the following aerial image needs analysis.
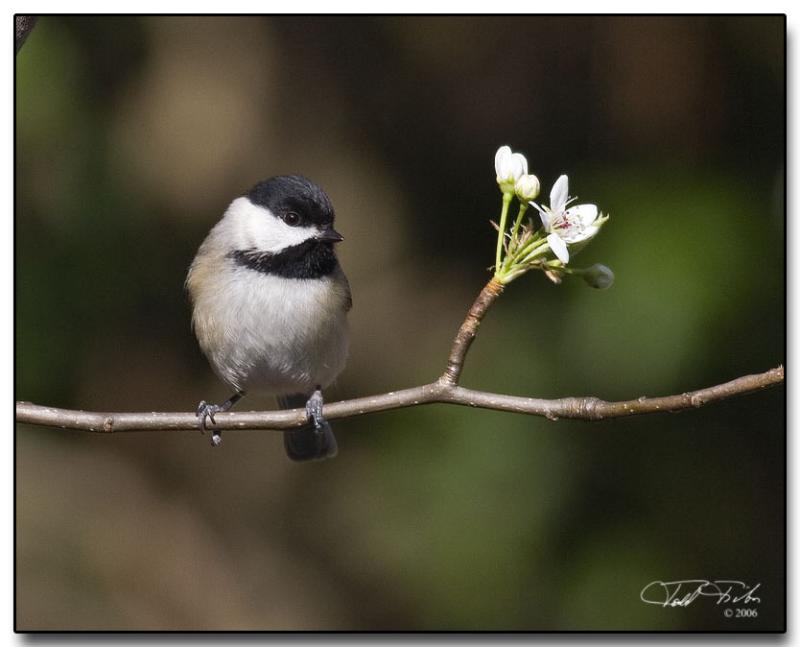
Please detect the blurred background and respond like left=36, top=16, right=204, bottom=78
left=16, top=16, right=784, bottom=630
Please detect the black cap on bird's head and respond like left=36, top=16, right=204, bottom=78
left=247, top=175, right=341, bottom=239
left=230, top=175, right=344, bottom=279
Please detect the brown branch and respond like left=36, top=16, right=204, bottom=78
left=440, top=278, right=504, bottom=385
left=14, top=273, right=784, bottom=433
left=15, top=366, right=784, bottom=433
left=15, top=16, right=37, bottom=54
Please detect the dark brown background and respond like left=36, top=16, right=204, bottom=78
left=16, top=15, right=784, bottom=630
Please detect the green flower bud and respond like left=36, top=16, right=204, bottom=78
left=583, top=264, right=614, bottom=289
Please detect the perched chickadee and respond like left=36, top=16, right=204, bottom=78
left=186, top=175, right=351, bottom=461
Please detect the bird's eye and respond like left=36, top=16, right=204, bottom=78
left=282, top=211, right=301, bottom=226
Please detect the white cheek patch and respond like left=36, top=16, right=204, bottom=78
left=223, top=197, right=320, bottom=252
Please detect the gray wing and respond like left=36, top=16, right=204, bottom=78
left=338, top=267, right=353, bottom=312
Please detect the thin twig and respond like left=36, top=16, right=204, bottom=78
left=441, top=278, right=504, bottom=385
left=15, top=366, right=784, bottom=433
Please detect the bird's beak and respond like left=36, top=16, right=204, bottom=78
left=316, top=227, right=344, bottom=243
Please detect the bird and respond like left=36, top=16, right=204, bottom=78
left=186, top=175, right=351, bottom=461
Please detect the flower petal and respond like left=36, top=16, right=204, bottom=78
left=536, top=205, right=551, bottom=230
left=563, top=224, right=599, bottom=244
left=550, top=175, right=569, bottom=213
left=560, top=224, right=600, bottom=244
left=495, top=146, right=511, bottom=176
left=511, top=152, right=528, bottom=178
left=547, top=233, right=569, bottom=264
left=566, top=204, right=598, bottom=227
left=581, top=224, right=600, bottom=239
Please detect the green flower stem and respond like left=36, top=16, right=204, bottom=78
left=498, top=267, right=526, bottom=284
left=494, top=192, right=514, bottom=273
left=493, top=232, right=549, bottom=284
left=507, top=202, right=529, bottom=259
left=516, top=237, right=549, bottom=263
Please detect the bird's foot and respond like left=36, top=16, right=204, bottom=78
left=196, top=401, right=224, bottom=446
left=195, top=392, right=244, bottom=447
left=305, top=388, right=326, bottom=433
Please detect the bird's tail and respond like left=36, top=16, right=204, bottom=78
left=277, top=394, right=338, bottom=462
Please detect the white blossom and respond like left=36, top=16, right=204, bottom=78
left=532, top=175, right=605, bottom=264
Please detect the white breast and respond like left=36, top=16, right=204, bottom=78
left=189, top=256, right=350, bottom=396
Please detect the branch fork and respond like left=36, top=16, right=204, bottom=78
left=15, top=278, right=784, bottom=434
